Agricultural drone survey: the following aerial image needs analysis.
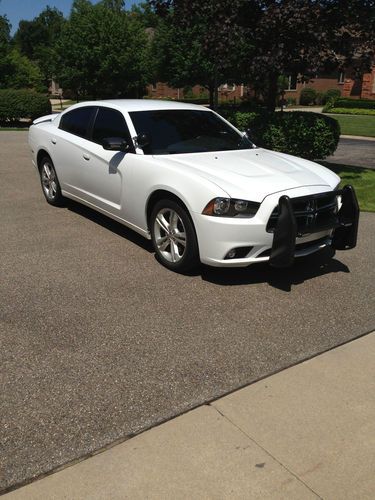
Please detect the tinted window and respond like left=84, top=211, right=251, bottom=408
left=59, top=107, right=96, bottom=138
left=129, top=110, right=253, bottom=155
left=92, top=107, right=132, bottom=146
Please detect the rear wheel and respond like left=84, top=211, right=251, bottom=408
left=150, top=199, right=199, bottom=272
left=39, top=156, right=64, bottom=206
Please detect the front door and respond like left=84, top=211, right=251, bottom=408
left=77, top=107, right=136, bottom=215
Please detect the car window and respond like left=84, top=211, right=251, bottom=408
left=91, top=107, right=133, bottom=148
left=129, top=109, right=253, bottom=155
left=59, top=107, right=96, bottom=138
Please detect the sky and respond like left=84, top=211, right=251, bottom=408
left=0, top=0, right=142, bottom=34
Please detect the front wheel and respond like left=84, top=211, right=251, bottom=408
left=150, top=199, right=199, bottom=272
left=39, top=156, right=64, bottom=206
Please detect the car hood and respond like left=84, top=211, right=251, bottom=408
left=157, top=148, right=340, bottom=202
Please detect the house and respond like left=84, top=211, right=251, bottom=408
left=284, top=67, right=375, bottom=102
left=146, top=83, right=247, bottom=102
left=146, top=66, right=375, bottom=103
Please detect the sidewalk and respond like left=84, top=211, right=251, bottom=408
left=6, top=332, right=375, bottom=499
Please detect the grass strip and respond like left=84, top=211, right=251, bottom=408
left=320, top=162, right=375, bottom=212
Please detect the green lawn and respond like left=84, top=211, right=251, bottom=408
left=0, top=127, right=29, bottom=131
left=328, top=114, right=375, bottom=137
left=321, top=163, right=375, bottom=212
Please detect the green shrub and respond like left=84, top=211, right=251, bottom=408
left=232, top=111, right=260, bottom=130
left=287, top=97, right=297, bottom=106
left=323, top=89, right=341, bottom=105
left=326, top=107, right=375, bottom=116
left=0, top=89, right=51, bottom=124
left=299, top=87, right=317, bottom=105
left=328, top=98, right=375, bottom=110
left=315, top=92, right=324, bottom=105
left=258, top=112, right=340, bottom=159
left=222, top=110, right=340, bottom=160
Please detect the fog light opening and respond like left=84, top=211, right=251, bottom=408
left=224, top=246, right=253, bottom=260
left=225, top=249, right=237, bottom=259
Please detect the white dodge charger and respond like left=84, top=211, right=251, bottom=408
left=28, top=100, right=359, bottom=272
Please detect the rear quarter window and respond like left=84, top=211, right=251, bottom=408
left=59, top=107, right=96, bottom=138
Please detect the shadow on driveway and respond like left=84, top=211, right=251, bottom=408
left=66, top=199, right=350, bottom=292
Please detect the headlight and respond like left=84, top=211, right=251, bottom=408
left=202, top=197, right=260, bottom=218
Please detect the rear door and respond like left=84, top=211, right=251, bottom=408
left=52, top=106, right=97, bottom=198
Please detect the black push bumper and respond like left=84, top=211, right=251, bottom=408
left=269, top=185, right=359, bottom=268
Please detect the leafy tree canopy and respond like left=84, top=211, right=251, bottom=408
left=150, top=0, right=247, bottom=106
left=150, top=0, right=375, bottom=110
left=55, top=0, right=152, bottom=98
left=14, top=7, right=65, bottom=84
left=0, top=48, right=45, bottom=91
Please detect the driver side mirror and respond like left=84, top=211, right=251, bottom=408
left=245, top=128, right=253, bottom=140
left=102, top=137, right=129, bottom=152
left=136, top=133, right=150, bottom=148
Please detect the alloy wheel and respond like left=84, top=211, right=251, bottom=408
left=153, top=208, right=187, bottom=263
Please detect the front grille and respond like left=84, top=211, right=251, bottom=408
left=266, top=192, right=339, bottom=236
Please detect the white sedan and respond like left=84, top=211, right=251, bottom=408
left=28, top=100, right=359, bottom=272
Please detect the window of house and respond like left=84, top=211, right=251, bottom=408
left=219, top=83, right=236, bottom=92
left=287, top=75, right=297, bottom=91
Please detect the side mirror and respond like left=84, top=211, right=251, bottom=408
left=102, top=137, right=129, bottom=152
left=136, top=133, right=150, bottom=148
left=245, top=128, right=253, bottom=140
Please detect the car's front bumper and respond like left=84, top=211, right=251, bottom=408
left=192, top=185, right=359, bottom=268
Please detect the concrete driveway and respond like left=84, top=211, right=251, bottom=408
left=1, top=131, right=374, bottom=493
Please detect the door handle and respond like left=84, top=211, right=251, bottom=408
left=51, top=138, right=56, bottom=144
left=83, top=153, right=90, bottom=161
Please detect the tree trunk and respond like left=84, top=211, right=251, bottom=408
left=266, top=74, right=278, bottom=112
left=214, top=68, right=219, bottom=109
left=208, top=84, right=215, bottom=108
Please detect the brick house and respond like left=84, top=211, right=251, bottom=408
left=146, top=82, right=247, bottom=101
left=284, top=67, right=375, bottom=102
left=146, top=66, right=375, bottom=103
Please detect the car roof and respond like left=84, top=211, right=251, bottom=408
left=65, top=99, right=211, bottom=113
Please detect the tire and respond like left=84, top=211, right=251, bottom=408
left=39, top=155, right=64, bottom=206
left=150, top=199, right=199, bottom=272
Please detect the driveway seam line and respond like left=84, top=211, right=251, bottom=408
left=209, top=403, right=323, bottom=499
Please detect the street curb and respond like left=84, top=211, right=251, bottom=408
left=340, top=134, right=375, bottom=141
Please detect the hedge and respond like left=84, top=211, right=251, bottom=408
left=0, top=89, right=51, bottom=124
left=223, top=109, right=340, bottom=160
left=326, top=107, right=375, bottom=116
left=324, top=98, right=375, bottom=112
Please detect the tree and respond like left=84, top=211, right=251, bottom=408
left=14, top=7, right=65, bottom=86
left=150, top=0, right=375, bottom=111
left=150, top=0, right=247, bottom=107
left=0, top=14, right=11, bottom=83
left=240, top=0, right=375, bottom=110
left=0, top=14, right=44, bottom=91
left=0, top=48, right=45, bottom=90
left=55, top=0, right=152, bottom=99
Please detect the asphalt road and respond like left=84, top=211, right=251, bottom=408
left=1, top=131, right=374, bottom=493
left=326, top=137, right=375, bottom=169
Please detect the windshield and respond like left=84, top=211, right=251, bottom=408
left=129, top=109, right=253, bottom=155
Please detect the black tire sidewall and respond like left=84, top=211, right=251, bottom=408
left=150, top=199, right=199, bottom=272
left=39, top=156, right=64, bottom=206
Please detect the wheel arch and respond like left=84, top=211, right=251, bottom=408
left=36, top=149, right=51, bottom=171
left=146, top=189, right=193, bottom=230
